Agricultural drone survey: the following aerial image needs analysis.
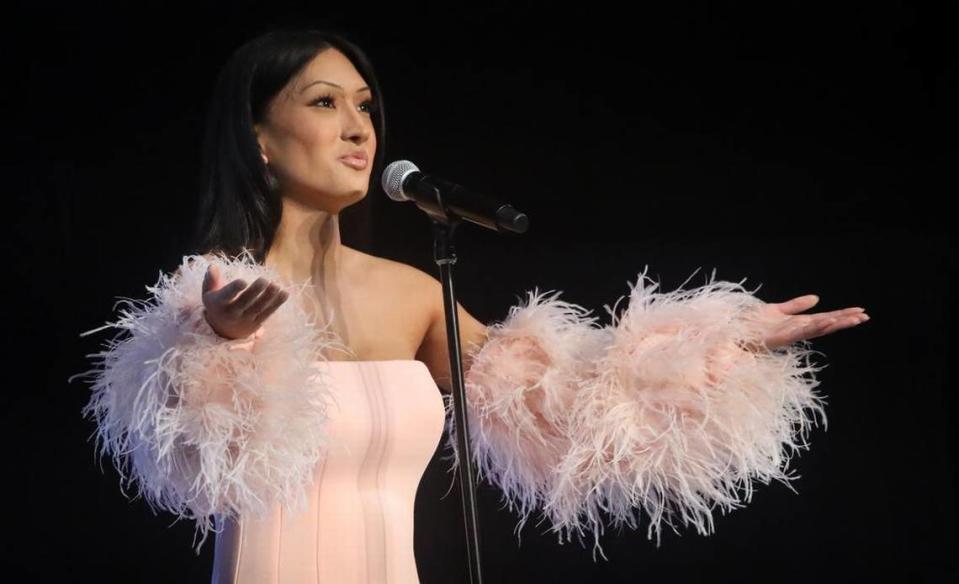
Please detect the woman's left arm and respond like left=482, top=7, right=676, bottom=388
left=417, top=266, right=868, bottom=559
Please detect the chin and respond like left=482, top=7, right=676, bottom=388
left=337, top=189, right=368, bottom=208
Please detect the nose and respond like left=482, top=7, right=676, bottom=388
left=342, top=107, right=373, bottom=144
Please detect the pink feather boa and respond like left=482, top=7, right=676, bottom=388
left=444, top=266, right=828, bottom=560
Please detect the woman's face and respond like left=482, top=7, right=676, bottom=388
left=255, top=48, right=377, bottom=212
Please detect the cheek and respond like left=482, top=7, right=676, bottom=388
left=276, top=127, right=338, bottom=177
left=293, top=123, right=336, bottom=155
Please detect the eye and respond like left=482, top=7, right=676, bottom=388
left=311, top=95, right=336, bottom=108
left=310, top=94, right=377, bottom=115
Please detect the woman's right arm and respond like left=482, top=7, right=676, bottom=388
left=69, top=250, right=344, bottom=554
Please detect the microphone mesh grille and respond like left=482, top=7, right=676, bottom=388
left=381, top=160, right=419, bottom=202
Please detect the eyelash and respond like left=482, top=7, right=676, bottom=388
left=310, top=94, right=377, bottom=114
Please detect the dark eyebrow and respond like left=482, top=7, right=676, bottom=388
left=300, top=80, right=372, bottom=94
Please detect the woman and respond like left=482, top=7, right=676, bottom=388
left=71, top=27, right=869, bottom=582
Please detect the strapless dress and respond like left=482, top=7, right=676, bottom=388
left=210, top=359, right=445, bottom=584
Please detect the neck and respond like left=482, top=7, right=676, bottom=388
left=264, top=197, right=347, bottom=288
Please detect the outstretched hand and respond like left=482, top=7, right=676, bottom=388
left=202, top=263, right=290, bottom=340
left=748, top=294, right=869, bottom=352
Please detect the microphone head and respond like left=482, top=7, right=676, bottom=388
left=381, top=160, right=420, bottom=202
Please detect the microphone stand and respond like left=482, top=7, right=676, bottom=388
left=431, top=213, right=484, bottom=584
left=391, top=161, right=526, bottom=583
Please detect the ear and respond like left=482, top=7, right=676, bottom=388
left=253, top=123, right=269, bottom=164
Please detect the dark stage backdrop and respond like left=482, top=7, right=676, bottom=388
left=8, top=1, right=955, bottom=582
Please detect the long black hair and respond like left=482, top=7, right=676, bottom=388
left=189, top=27, right=387, bottom=264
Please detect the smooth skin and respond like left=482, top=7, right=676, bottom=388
left=201, top=265, right=289, bottom=340
left=759, top=294, right=869, bottom=351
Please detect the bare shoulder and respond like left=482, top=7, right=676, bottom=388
left=347, top=248, right=439, bottom=288
left=344, top=248, right=489, bottom=390
left=346, top=248, right=438, bottom=353
left=348, top=247, right=438, bottom=293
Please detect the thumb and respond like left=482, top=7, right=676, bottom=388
left=202, top=264, right=219, bottom=294
left=777, top=294, right=820, bottom=315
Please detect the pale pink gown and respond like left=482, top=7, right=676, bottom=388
left=210, top=360, right=446, bottom=584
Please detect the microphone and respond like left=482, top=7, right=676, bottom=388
left=380, top=160, right=529, bottom=234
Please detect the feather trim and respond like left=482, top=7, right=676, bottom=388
left=550, top=266, right=829, bottom=560
left=441, top=288, right=609, bottom=543
left=69, top=249, right=349, bottom=554
left=446, top=267, right=828, bottom=561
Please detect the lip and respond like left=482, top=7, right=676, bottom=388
left=339, top=151, right=369, bottom=170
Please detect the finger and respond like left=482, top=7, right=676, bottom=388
left=202, top=265, right=217, bottom=294
left=252, top=289, right=290, bottom=322
left=817, top=310, right=868, bottom=327
left=245, top=284, right=283, bottom=317
left=821, top=319, right=849, bottom=336
left=821, top=307, right=865, bottom=318
left=775, top=294, right=820, bottom=315
left=809, top=314, right=864, bottom=338
left=801, top=317, right=828, bottom=332
left=211, top=278, right=248, bottom=303
left=823, top=314, right=869, bottom=335
left=231, top=277, right=272, bottom=310
left=793, top=307, right=864, bottom=328
left=780, top=318, right=830, bottom=343
left=813, top=318, right=841, bottom=337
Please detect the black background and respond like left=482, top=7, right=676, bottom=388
left=7, top=0, right=956, bottom=582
